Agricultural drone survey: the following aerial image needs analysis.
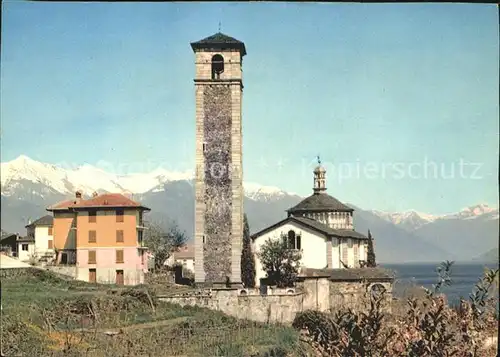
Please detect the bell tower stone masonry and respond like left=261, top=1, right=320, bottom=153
left=191, top=33, right=246, bottom=287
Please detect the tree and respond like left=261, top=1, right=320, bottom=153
left=367, top=229, right=377, bottom=267
left=144, top=220, right=187, bottom=271
left=257, top=234, right=302, bottom=288
left=240, top=214, right=256, bottom=288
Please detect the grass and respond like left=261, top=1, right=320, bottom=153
left=1, top=269, right=302, bottom=356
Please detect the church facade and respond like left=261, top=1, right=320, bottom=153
left=251, top=162, right=370, bottom=287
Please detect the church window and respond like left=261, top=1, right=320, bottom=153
left=211, top=54, right=224, bottom=79
left=286, top=230, right=301, bottom=250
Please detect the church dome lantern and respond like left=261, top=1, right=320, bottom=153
left=313, top=156, right=327, bottom=194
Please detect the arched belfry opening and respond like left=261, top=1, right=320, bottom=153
left=211, top=54, right=224, bottom=79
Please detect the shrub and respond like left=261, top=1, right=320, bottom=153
left=293, top=261, right=499, bottom=357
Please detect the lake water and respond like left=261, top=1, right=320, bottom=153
left=381, top=262, right=499, bottom=306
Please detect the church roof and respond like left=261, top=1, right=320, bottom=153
left=190, top=32, right=247, bottom=56
left=251, top=216, right=367, bottom=241
left=287, top=193, right=354, bottom=214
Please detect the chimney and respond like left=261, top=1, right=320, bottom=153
left=75, top=191, right=82, bottom=204
left=92, top=191, right=98, bottom=198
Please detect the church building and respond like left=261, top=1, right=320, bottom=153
left=251, top=160, right=370, bottom=287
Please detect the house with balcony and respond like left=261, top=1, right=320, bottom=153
left=46, top=191, right=150, bottom=285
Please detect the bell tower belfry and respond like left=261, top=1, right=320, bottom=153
left=191, top=33, right=246, bottom=287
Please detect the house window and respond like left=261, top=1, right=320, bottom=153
left=48, top=226, right=53, bottom=236
left=88, top=230, right=97, bottom=243
left=88, top=250, right=96, bottom=264
left=61, top=253, right=68, bottom=264
left=116, top=230, right=124, bottom=243
left=286, top=230, right=301, bottom=250
left=138, top=230, right=143, bottom=245
left=88, top=211, right=97, bottom=223
left=116, top=250, right=124, bottom=264
left=116, top=209, right=124, bottom=223
left=22, top=244, right=29, bottom=251
left=138, top=212, right=143, bottom=226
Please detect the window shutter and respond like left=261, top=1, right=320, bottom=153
left=116, top=250, right=124, bottom=263
left=88, top=230, right=96, bottom=243
left=116, top=230, right=124, bottom=243
left=88, top=250, right=96, bottom=264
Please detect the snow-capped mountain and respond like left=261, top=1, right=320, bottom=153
left=372, top=204, right=498, bottom=232
left=1, top=155, right=293, bottom=200
left=371, top=210, right=438, bottom=231
left=243, top=182, right=300, bottom=202
left=1, top=155, right=497, bottom=263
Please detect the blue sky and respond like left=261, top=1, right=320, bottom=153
left=1, top=2, right=498, bottom=214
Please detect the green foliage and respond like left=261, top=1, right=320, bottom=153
left=144, top=220, right=187, bottom=270
left=469, top=268, right=499, bottom=329
left=241, top=213, right=256, bottom=288
left=293, top=261, right=499, bottom=357
left=257, top=235, right=302, bottom=288
left=366, top=230, right=377, bottom=267
left=1, top=270, right=302, bottom=356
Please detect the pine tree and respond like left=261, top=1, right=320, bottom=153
left=241, top=213, right=256, bottom=288
left=367, top=229, right=377, bottom=268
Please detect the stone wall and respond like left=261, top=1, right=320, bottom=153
left=329, top=281, right=393, bottom=313
left=159, top=288, right=304, bottom=324
left=160, top=279, right=393, bottom=324
left=45, top=265, right=77, bottom=279
left=203, top=85, right=233, bottom=284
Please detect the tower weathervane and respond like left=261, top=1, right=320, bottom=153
left=317, top=155, right=321, bottom=165
left=218, top=21, right=221, bottom=32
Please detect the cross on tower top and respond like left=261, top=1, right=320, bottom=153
left=317, top=155, right=321, bottom=165
left=218, top=21, right=221, bottom=32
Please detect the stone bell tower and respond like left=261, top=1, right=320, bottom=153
left=191, top=33, right=246, bottom=287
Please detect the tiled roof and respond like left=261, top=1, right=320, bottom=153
left=299, top=267, right=395, bottom=282
left=251, top=216, right=368, bottom=241
left=191, top=32, right=247, bottom=56
left=287, top=193, right=353, bottom=214
left=47, top=193, right=150, bottom=211
left=25, top=215, right=53, bottom=228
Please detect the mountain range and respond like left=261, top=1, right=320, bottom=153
left=1, top=155, right=498, bottom=263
